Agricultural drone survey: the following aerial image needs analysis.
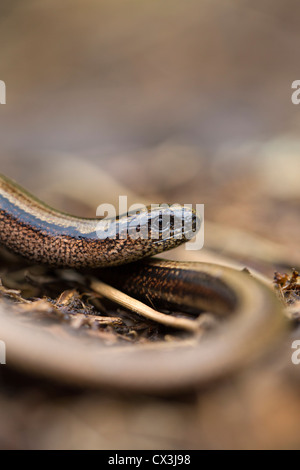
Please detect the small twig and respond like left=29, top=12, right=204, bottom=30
left=90, top=278, right=199, bottom=332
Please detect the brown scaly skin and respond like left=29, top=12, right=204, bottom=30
left=97, top=259, right=238, bottom=316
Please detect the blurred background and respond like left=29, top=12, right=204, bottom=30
left=0, top=0, right=300, bottom=254
left=0, top=0, right=299, bottom=449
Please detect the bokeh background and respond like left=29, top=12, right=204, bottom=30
left=1, top=0, right=300, bottom=255
left=1, top=0, right=300, bottom=152
left=0, top=0, right=300, bottom=449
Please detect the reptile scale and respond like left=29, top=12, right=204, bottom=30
left=0, top=173, right=285, bottom=391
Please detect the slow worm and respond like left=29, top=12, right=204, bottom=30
left=0, top=173, right=286, bottom=391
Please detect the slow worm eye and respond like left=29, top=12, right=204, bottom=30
left=151, top=213, right=171, bottom=233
